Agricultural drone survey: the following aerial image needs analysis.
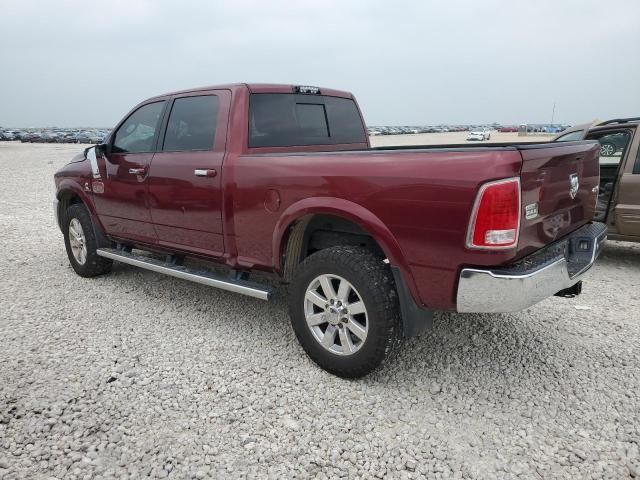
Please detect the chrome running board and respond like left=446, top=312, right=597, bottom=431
left=96, top=248, right=273, bottom=301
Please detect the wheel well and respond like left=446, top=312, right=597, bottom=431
left=56, top=190, right=83, bottom=228
left=281, top=214, right=385, bottom=281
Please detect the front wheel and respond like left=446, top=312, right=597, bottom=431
left=289, top=246, right=400, bottom=378
left=63, top=203, right=112, bottom=277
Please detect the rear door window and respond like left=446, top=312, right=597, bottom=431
left=249, top=93, right=366, bottom=147
left=163, top=95, right=219, bottom=152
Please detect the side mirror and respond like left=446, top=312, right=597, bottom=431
left=95, top=143, right=109, bottom=157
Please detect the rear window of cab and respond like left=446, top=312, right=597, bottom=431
left=249, top=93, right=366, bottom=148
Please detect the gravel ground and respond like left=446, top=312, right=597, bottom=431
left=1, top=141, right=639, bottom=479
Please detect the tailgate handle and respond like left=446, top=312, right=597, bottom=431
left=194, top=169, right=217, bottom=178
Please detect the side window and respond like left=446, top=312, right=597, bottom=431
left=113, top=101, right=165, bottom=154
left=324, top=96, right=367, bottom=144
left=633, top=140, right=640, bottom=174
left=295, top=103, right=329, bottom=137
left=586, top=130, right=631, bottom=166
left=163, top=95, right=219, bottom=152
left=249, top=94, right=367, bottom=148
left=555, top=131, right=584, bottom=142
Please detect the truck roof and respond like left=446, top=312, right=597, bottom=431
left=147, top=83, right=354, bottom=101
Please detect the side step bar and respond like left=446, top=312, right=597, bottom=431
left=96, top=248, right=274, bottom=301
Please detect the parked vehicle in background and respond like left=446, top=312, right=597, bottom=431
left=542, top=125, right=568, bottom=134
left=466, top=130, right=485, bottom=141
left=1, top=127, right=109, bottom=144
left=21, top=133, right=42, bottom=143
left=1, top=130, right=17, bottom=140
left=466, top=128, right=490, bottom=141
left=53, top=83, right=605, bottom=377
left=554, top=117, right=640, bottom=242
left=597, top=133, right=628, bottom=157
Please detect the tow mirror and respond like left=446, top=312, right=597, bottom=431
left=95, top=143, right=108, bottom=156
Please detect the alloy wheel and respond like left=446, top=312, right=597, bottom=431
left=304, top=274, right=368, bottom=356
left=68, top=218, right=87, bottom=265
left=600, top=143, right=616, bottom=156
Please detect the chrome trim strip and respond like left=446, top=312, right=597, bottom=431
left=96, top=248, right=272, bottom=301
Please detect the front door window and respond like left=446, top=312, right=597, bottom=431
left=113, top=102, right=165, bottom=154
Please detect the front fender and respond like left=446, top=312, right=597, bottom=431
left=271, top=197, right=422, bottom=306
left=56, top=179, right=95, bottom=213
left=55, top=181, right=107, bottom=242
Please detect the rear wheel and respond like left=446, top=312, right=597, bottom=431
left=63, top=204, right=112, bottom=277
left=289, top=246, right=400, bottom=378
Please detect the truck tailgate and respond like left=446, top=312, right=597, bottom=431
left=517, top=141, right=600, bottom=257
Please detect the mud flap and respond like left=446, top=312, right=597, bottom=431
left=391, top=266, right=433, bottom=337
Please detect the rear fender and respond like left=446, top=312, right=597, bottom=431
left=272, top=197, right=424, bottom=313
left=273, top=197, right=431, bottom=337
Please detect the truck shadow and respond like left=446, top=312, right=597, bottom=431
left=105, top=239, right=638, bottom=392
left=372, top=310, right=560, bottom=387
left=597, top=239, right=640, bottom=268
left=365, top=240, right=640, bottom=390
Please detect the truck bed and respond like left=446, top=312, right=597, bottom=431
left=234, top=139, right=600, bottom=309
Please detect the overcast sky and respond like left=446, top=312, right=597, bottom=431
left=1, top=0, right=639, bottom=127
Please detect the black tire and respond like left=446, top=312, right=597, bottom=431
left=63, top=203, right=112, bottom=277
left=289, top=246, right=400, bottom=378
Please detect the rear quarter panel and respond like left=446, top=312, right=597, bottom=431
left=227, top=148, right=524, bottom=310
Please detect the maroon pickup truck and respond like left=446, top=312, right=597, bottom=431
left=54, top=83, right=606, bottom=377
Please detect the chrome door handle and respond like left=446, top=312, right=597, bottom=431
left=194, top=169, right=217, bottom=178
left=128, top=168, right=146, bottom=175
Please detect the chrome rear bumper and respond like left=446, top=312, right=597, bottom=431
left=456, top=222, right=607, bottom=313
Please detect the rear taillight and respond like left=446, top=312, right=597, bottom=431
left=466, top=177, right=521, bottom=249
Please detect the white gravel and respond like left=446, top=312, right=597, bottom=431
left=1, top=141, right=639, bottom=479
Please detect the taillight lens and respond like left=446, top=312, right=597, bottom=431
left=467, top=177, right=521, bottom=249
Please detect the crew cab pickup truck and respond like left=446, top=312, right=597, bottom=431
left=554, top=117, right=640, bottom=243
left=54, top=83, right=606, bottom=378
